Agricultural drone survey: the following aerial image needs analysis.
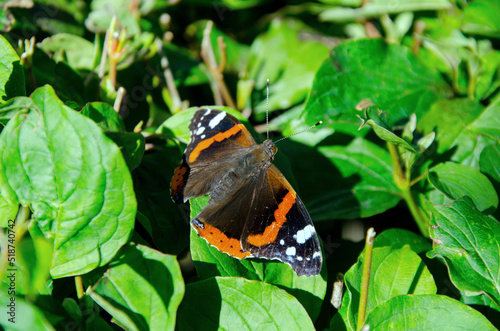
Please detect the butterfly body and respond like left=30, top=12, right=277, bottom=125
left=171, top=109, right=322, bottom=276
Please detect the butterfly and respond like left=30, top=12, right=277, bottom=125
left=170, top=109, right=322, bottom=276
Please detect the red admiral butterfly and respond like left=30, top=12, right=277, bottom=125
left=170, top=109, right=322, bottom=276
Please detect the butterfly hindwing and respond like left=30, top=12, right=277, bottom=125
left=241, top=165, right=322, bottom=276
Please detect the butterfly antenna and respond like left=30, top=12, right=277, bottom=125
left=274, top=121, right=323, bottom=144
left=266, top=79, right=270, bottom=140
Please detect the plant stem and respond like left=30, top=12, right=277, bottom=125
left=387, top=143, right=429, bottom=237
left=357, top=227, right=375, bottom=330
left=201, top=21, right=236, bottom=109
left=75, top=276, right=85, bottom=300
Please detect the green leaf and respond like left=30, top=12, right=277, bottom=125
left=80, top=102, right=125, bottom=132
left=0, top=85, right=136, bottom=278
left=462, top=0, right=500, bottom=38
left=0, top=195, right=18, bottom=227
left=427, top=197, right=500, bottom=307
left=246, top=18, right=330, bottom=117
left=133, top=149, right=190, bottom=255
left=319, top=0, right=452, bottom=22
left=373, top=228, right=431, bottom=253
left=15, top=236, right=53, bottom=296
left=361, top=118, right=417, bottom=152
left=0, top=293, right=55, bottom=330
left=0, top=35, right=25, bottom=101
left=480, top=143, right=500, bottom=183
left=189, top=197, right=327, bottom=322
left=89, top=244, right=185, bottom=331
left=38, top=33, right=96, bottom=71
left=418, top=98, right=485, bottom=154
left=308, top=137, right=401, bottom=220
left=304, top=39, right=452, bottom=130
left=428, top=162, right=498, bottom=213
left=364, top=294, right=496, bottom=330
left=29, top=48, right=85, bottom=108
left=418, top=96, right=500, bottom=166
left=106, top=132, right=145, bottom=171
left=0, top=97, right=34, bottom=127
left=177, top=277, right=315, bottom=330
left=337, top=245, right=437, bottom=330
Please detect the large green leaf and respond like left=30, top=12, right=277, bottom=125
left=335, top=244, right=436, bottom=330
left=0, top=35, right=25, bottom=101
left=462, top=0, right=500, bottom=38
left=305, top=137, right=401, bottom=220
left=428, top=162, right=498, bottom=213
left=189, top=196, right=327, bottom=322
left=0, top=85, right=136, bottom=278
left=89, top=244, right=184, bottom=331
left=304, top=38, right=451, bottom=130
left=364, top=294, right=496, bottom=330
left=177, top=277, right=315, bottom=330
left=427, top=197, right=500, bottom=307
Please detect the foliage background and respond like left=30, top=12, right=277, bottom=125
left=1, top=0, right=500, bottom=330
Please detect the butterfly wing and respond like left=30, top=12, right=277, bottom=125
left=171, top=109, right=256, bottom=203
left=241, top=165, right=322, bottom=276
left=191, top=164, right=322, bottom=276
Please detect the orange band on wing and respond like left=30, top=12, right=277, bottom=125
left=246, top=190, right=296, bottom=247
left=192, top=220, right=251, bottom=259
left=189, top=124, right=244, bottom=163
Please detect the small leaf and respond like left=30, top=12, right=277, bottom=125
left=427, top=197, right=500, bottom=307
left=428, top=162, right=498, bottom=213
left=106, top=132, right=145, bottom=171
left=0, top=35, right=25, bottom=101
left=89, top=244, right=185, bottom=331
left=177, top=277, right=315, bottom=330
left=80, top=102, right=125, bottom=132
left=364, top=294, right=496, bottom=330
left=38, top=33, right=96, bottom=71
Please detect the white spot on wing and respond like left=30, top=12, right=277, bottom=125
left=204, top=109, right=211, bottom=116
left=295, top=225, right=315, bottom=244
left=209, top=111, right=226, bottom=129
left=196, top=126, right=205, bottom=135
left=201, top=134, right=206, bottom=139
left=280, top=239, right=285, bottom=245
left=286, top=247, right=296, bottom=256
left=297, top=256, right=303, bottom=261
left=313, top=251, right=321, bottom=259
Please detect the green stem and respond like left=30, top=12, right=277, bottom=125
left=75, top=276, right=84, bottom=300
left=387, top=143, right=429, bottom=237
left=357, top=228, right=375, bottom=330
